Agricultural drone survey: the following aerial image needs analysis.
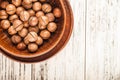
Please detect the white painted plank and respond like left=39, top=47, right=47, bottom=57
left=46, top=0, right=86, bottom=80
left=86, top=0, right=120, bottom=80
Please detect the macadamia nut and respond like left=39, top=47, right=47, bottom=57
left=13, top=19, right=23, bottom=31
left=42, top=3, right=52, bottom=13
left=0, top=1, right=9, bottom=9
left=0, top=10, right=8, bottom=19
left=40, top=30, right=51, bottom=39
left=28, top=43, right=38, bottom=52
left=29, top=16, right=38, bottom=26
left=11, top=35, right=22, bottom=44
left=12, top=0, right=22, bottom=7
left=20, top=11, right=30, bottom=21
left=6, top=4, right=16, bottom=15
left=18, top=28, right=28, bottom=37
left=1, top=20, right=10, bottom=29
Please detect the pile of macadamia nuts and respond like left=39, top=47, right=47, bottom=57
left=0, top=0, right=62, bottom=52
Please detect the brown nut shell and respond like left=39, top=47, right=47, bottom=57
left=29, top=16, right=38, bottom=26
left=6, top=4, right=16, bottom=15
left=0, top=1, right=9, bottom=9
left=20, top=11, right=30, bottom=21
left=8, top=26, right=17, bottom=35
left=33, top=2, right=42, bottom=11
left=17, top=42, right=26, bottom=50
left=28, top=26, right=39, bottom=33
left=0, top=10, right=8, bottom=19
left=22, top=2, right=32, bottom=9
left=38, top=22, right=46, bottom=30
left=13, top=19, right=23, bottom=31
left=28, top=43, right=38, bottom=52
left=36, top=11, right=44, bottom=18
left=18, top=28, right=28, bottom=37
left=24, top=32, right=38, bottom=44
left=42, top=3, right=52, bottom=13
left=39, top=16, right=49, bottom=26
left=12, top=0, right=22, bottom=7
left=23, top=0, right=32, bottom=5
left=9, top=14, right=19, bottom=23
left=47, top=22, right=57, bottom=32
left=36, top=36, right=43, bottom=45
left=40, top=30, right=51, bottom=39
left=28, top=9, right=35, bottom=16
left=16, top=7, right=25, bottom=15
left=1, top=20, right=10, bottom=29
left=11, top=35, right=22, bottom=44
left=46, top=13, right=55, bottom=22
left=53, top=8, right=62, bottom=18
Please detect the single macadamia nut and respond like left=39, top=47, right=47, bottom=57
left=36, top=11, right=44, bottom=18
left=36, top=36, right=43, bottom=45
left=39, top=16, right=49, bottom=26
left=12, top=0, right=22, bottom=7
left=28, top=26, right=39, bottom=33
left=38, top=23, right=46, bottom=30
left=18, top=28, right=28, bottom=37
left=13, top=19, right=23, bottom=31
left=24, top=32, right=38, bottom=44
left=27, top=32, right=38, bottom=42
left=46, top=13, right=55, bottom=22
left=42, top=3, right=52, bottom=13
left=29, top=16, right=38, bottom=26
left=23, top=0, right=32, bottom=5
left=53, top=8, right=62, bottom=18
left=1, top=20, right=10, bottom=29
left=0, top=1, right=9, bottom=9
left=33, top=2, right=42, bottom=11
left=47, top=22, right=57, bottom=32
left=11, top=35, right=22, bottom=44
left=24, top=37, right=29, bottom=45
left=22, top=2, right=32, bottom=9
left=6, top=4, right=16, bottom=15
left=40, top=30, right=51, bottom=39
left=20, top=11, right=30, bottom=21
left=28, top=9, right=35, bottom=16
left=28, top=43, right=38, bottom=52
left=16, top=7, right=25, bottom=15
left=8, top=26, right=17, bottom=35
left=17, top=42, right=26, bottom=50
left=9, top=14, right=19, bottom=23
left=0, top=10, right=8, bottom=19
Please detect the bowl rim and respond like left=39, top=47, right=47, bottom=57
left=0, top=0, right=74, bottom=63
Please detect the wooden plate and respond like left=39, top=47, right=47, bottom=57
left=0, top=0, right=73, bottom=63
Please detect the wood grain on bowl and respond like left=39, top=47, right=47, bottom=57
left=0, top=0, right=73, bottom=63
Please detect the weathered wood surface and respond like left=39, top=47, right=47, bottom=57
left=1, top=0, right=120, bottom=80
left=86, top=0, right=120, bottom=80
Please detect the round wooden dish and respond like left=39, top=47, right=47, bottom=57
left=0, top=0, right=73, bottom=63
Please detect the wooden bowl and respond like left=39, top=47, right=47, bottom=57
left=0, top=0, right=73, bottom=63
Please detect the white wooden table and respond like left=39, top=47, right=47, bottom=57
left=1, top=0, right=120, bottom=80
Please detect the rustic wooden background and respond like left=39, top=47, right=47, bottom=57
left=1, top=0, right=120, bottom=80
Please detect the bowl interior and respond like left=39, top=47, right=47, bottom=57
left=0, top=0, right=65, bottom=58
